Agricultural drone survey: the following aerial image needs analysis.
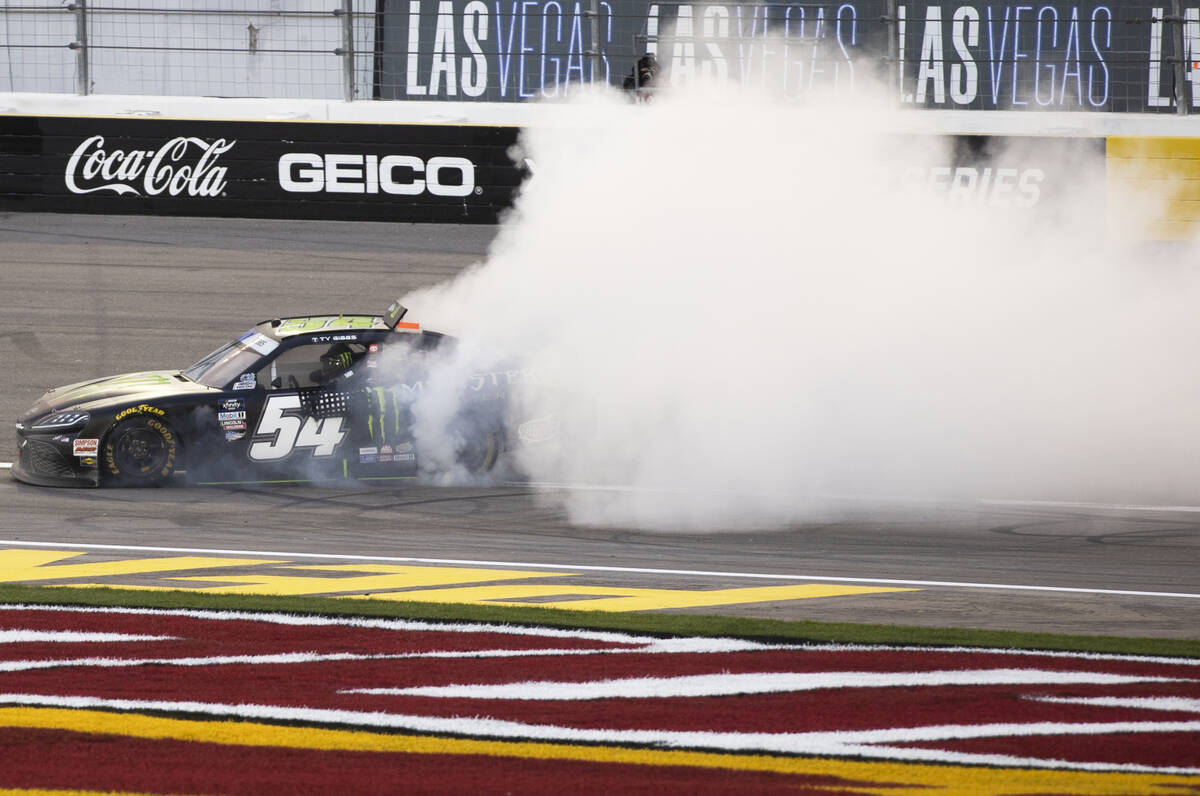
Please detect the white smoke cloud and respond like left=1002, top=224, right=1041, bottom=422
left=399, top=77, right=1200, bottom=530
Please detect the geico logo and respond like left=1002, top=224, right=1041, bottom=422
left=278, top=154, right=476, bottom=197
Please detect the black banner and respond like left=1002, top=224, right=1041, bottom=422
left=890, top=2, right=1188, bottom=112
left=0, top=114, right=1107, bottom=223
left=374, top=1, right=1198, bottom=113
left=0, top=116, right=524, bottom=223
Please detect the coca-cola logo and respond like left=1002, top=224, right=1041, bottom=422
left=64, top=135, right=235, bottom=197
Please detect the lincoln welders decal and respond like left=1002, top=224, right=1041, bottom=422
left=0, top=604, right=1195, bottom=793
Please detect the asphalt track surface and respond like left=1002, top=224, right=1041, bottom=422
left=1, top=213, right=1197, bottom=639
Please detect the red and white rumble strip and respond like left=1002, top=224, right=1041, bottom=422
left=0, top=604, right=1197, bottom=774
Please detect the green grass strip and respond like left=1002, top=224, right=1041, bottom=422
left=1, top=583, right=1196, bottom=658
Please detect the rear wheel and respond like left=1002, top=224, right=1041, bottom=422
left=103, top=416, right=179, bottom=486
left=457, top=428, right=503, bottom=474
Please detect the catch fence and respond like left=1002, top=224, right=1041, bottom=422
left=0, top=1, right=1196, bottom=113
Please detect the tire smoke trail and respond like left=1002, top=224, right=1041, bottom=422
left=402, top=80, right=1200, bottom=530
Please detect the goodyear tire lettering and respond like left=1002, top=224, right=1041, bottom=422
left=114, top=403, right=166, bottom=422
left=103, top=415, right=179, bottom=486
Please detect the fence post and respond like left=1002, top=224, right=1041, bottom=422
left=883, top=0, right=901, bottom=105
left=587, top=0, right=602, bottom=86
left=68, top=0, right=89, bottom=95
left=335, top=0, right=355, bottom=102
left=1171, top=0, right=1189, bottom=115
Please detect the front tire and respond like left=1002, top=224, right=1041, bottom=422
left=102, top=416, right=179, bottom=486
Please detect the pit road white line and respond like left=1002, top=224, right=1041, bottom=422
left=0, top=539, right=1195, bottom=600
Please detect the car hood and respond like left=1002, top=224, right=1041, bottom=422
left=22, top=370, right=213, bottom=419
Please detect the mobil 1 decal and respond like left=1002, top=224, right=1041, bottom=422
left=218, top=397, right=247, bottom=442
left=0, top=115, right=521, bottom=223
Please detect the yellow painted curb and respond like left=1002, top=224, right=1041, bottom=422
left=0, top=707, right=1195, bottom=795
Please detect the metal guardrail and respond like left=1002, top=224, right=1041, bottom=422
left=0, top=1, right=1195, bottom=113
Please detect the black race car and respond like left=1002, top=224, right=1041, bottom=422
left=12, top=300, right=508, bottom=487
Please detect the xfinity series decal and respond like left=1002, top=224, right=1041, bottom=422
left=65, top=135, right=234, bottom=197
left=249, top=394, right=347, bottom=461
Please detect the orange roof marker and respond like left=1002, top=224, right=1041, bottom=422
left=395, top=321, right=421, bottom=331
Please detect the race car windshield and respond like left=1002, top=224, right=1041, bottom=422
left=183, top=331, right=276, bottom=389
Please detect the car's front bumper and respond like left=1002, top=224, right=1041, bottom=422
left=11, top=432, right=99, bottom=487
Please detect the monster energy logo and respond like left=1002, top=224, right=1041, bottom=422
left=364, top=384, right=422, bottom=443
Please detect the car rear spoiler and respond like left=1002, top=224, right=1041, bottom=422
left=383, top=299, right=408, bottom=329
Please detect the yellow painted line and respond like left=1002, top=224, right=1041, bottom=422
left=2, top=791, right=162, bottom=796
left=341, top=583, right=914, bottom=612
left=57, top=577, right=911, bottom=612
left=63, top=564, right=574, bottom=596
left=5, top=549, right=917, bottom=611
left=0, top=708, right=1194, bottom=795
left=0, top=549, right=281, bottom=583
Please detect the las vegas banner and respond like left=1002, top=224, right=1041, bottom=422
left=384, top=0, right=1200, bottom=112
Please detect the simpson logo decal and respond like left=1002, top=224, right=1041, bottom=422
left=0, top=605, right=1195, bottom=794
left=71, top=438, right=99, bottom=457
left=65, top=135, right=234, bottom=197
